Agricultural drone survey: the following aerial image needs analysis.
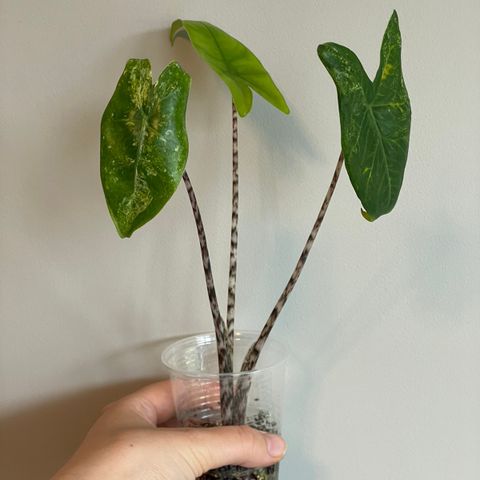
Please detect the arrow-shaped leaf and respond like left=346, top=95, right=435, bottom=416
left=318, top=11, right=411, bottom=221
left=170, top=19, right=289, bottom=117
left=101, top=60, right=191, bottom=238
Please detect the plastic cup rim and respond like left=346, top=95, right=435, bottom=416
left=161, top=329, right=288, bottom=379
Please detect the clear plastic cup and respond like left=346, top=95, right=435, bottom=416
left=161, top=331, right=287, bottom=480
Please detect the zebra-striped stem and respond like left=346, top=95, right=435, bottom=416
left=220, top=102, right=239, bottom=426
left=182, top=171, right=230, bottom=371
left=226, top=102, right=239, bottom=368
left=182, top=171, right=234, bottom=423
left=233, top=152, right=344, bottom=422
left=242, top=152, right=343, bottom=371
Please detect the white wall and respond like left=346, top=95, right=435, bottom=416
left=1, top=1, right=479, bottom=478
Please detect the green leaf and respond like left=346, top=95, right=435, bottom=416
left=100, top=60, right=191, bottom=238
left=318, top=11, right=411, bottom=221
left=170, top=19, right=289, bottom=117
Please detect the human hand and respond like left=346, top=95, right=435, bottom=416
left=52, top=380, right=287, bottom=480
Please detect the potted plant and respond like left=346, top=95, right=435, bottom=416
left=100, top=10, right=411, bottom=480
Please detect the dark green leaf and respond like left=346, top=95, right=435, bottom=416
left=170, top=19, right=289, bottom=117
left=318, top=11, right=411, bottom=221
left=101, top=60, right=190, bottom=238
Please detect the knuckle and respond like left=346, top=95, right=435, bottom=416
left=182, top=427, right=203, bottom=445
left=100, top=399, right=119, bottom=414
left=234, top=425, right=260, bottom=456
left=235, top=425, right=256, bottom=441
left=177, top=430, right=213, bottom=477
left=100, top=397, right=131, bottom=417
left=100, top=396, right=155, bottom=426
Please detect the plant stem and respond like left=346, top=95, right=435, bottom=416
left=226, top=102, right=239, bottom=366
left=232, top=152, right=344, bottom=424
left=241, top=151, right=344, bottom=373
left=182, top=171, right=229, bottom=372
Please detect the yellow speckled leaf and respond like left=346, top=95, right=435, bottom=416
left=100, top=60, right=191, bottom=237
left=318, top=11, right=411, bottom=221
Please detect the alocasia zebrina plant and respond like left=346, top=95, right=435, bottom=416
left=100, top=10, right=411, bottom=426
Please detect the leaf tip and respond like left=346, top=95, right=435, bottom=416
left=317, top=42, right=338, bottom=67
left=111, top=217, right=132, bottom=239
left=170, top=19, right=184, bottom=45
left=361, top=209, right=377, bottom=222
left=165, top=60, right=191, bottom=82
left=125, top=58, right=151, bottom=70
left=118, top=230, right=131, bottom=239
left=317, top=43, right=325, bottom=59
left=388, top=10, right=400, bottom=32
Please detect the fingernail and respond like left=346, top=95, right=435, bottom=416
left=266, top=434, right=287, bottom=458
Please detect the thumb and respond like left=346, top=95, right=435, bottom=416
left=170, top=425, right=287, bottom=475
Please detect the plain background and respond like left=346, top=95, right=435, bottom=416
left=1, top=1, right=479, bottom=478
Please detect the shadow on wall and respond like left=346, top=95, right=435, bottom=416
left=248, top=99, right=320, bottom=176
left=0, top=335, right=185, bottom=480
left=279, top=236, right=415, bottom=479
left=407, top=212, right=476, bottom=324
left=0, top=377, right=162, bottom=480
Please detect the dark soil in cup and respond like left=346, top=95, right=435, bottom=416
left=198, top=463, right=278, bottom=480
left=197, top=411, right=280, bottom=480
